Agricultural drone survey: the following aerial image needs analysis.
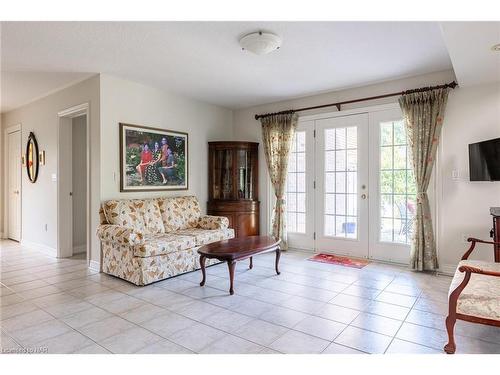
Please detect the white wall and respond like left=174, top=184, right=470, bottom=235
left=99, top=74, right=234, bottom=212
left=72, top=115, right=87, bottom=252
left=1, top=76, right=100, bottom=261
left=437, top=82, right=500, bottom=271
left=233, top=69, right=500, bottom=270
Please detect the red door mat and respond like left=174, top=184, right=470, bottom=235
left=308, top=253, right=370, bottom=269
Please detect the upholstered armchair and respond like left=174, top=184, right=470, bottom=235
left=444, top=238, right=500, bottom=354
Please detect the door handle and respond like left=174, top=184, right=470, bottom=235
left=361, top=194, right=367, bottom=200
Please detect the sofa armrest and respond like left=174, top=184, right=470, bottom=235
left=197, top=215, right=229, bottom=230
left=96, top=225, right=145, bottom=246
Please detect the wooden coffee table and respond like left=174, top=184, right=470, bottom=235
left=198, top=235, right=281, bottom=295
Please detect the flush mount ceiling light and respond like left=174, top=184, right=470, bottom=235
left=492, top=43, right=500, bottom=52
left=239, top=31, right=282, bottom=55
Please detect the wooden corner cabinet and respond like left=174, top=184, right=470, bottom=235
left=208, top=141, right=259, bottom=238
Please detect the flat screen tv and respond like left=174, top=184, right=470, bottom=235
left=469, top=137, right=500, bottom=181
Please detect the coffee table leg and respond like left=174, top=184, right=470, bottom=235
left=249, top=257, right=253, bottom=269
left=275, top=248, right=281, bottom=275
left=227, top=260, right=236, bottom=295
left=199, top=255, right=206, bottom=287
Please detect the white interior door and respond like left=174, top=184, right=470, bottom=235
left=314, top=113, right=369, bottom=258
left=7, top=130, right=22, bottom=241
left=58, top=117, right=73, bottom=257
left=368, top=108, right=412, bottom=264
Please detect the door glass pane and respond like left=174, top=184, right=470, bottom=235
left=324, top=126, right=358, bottom=238
left=286, top=131, right=307, bottom=234
left=236, top=149, right=254, bottom=199
left=213, top=149, right=233, bottom=200
left=379, top=120, right=416, bottom=244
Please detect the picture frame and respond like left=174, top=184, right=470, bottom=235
left=26, top=132, right=40, bottom=183
left=119, top=123, right=188, bottom=192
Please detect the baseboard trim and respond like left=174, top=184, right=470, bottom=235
left=20, top=240, right=57, bottom=257
left=73, top=245, right=86, bottom=254
left=438, top=264, right=457, bottom=276
left=89, top=260, right=101, bottom=272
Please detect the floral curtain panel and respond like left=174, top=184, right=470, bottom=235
left=399, top=88, right=450, bottom=271
left=260, top=112, right=298, bottom=249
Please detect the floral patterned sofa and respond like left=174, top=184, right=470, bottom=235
left=96, top=196, right=234, bottom=285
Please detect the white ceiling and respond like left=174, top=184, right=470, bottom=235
left=1, top=21, right=455, bottom=112
left=441, top=22, right=500, bottom=87
left=1, top=71, right=94, bottom=112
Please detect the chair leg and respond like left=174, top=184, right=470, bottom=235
left=444, top=315, right=457, bottom=354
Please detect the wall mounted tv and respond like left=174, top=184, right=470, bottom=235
left=469, top=137, right=500, bottom=181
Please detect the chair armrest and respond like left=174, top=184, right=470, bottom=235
left=96, top=225, right=145, bottom=246
left=459, top=264, right=500, bottom=278
left=198, top=215, right=229, bottom=230
left=461, top=237, right=500, bottom=260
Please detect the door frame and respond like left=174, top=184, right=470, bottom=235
left=3, top=124, right=22, bottom=241
left=57, top=103, right=90, bottom=263
left=282, top=102, right=432, bottom=265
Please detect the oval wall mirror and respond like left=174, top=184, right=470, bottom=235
left=26, top=132, right=40, bottom=183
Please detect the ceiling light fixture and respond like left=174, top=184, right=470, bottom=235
left=239, top=31, right=282, bottom=55
left=491, top=43, right=500, bottom=52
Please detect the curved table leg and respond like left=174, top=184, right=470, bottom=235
left=227, top=260, right=236, bottom=295
left=199, top=255, right=206, bottom=287
left=249, top=257, right=253, bottom=269
left=275, top=248, right=281, bottom=275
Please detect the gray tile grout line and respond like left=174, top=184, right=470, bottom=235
left=1, top=264, right=441, bottom=354
left=2, top=247, right=499, bottom=353
left=382, top=285, right=421, bottom=354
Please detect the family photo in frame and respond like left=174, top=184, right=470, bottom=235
left=119, top=123, right=188, bottom=191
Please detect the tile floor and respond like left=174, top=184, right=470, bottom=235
left=1, top=239, right=500, bottom=354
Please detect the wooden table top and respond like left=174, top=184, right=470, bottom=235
left=197, top=235, right=280, bottom=261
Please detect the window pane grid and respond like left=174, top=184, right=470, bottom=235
left=286, top=131, right=306, bottom=234
left=324, top=126, right=358, bottom=239
left=379, top=120, right=416, bottom=245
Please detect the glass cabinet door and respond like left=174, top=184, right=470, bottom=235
left=236, top=149, right=254, bottom=200
left=212, top=149, right=233, bottom=200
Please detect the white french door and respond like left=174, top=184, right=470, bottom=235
left=314, top=114, right=369, bottom=258
left=284, top=106, right=413, bottom=264
left=285, top=121, right=315, bottom=249
left=368, top=109, right=414, bottom=264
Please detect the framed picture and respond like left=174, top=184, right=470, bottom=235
left=119, top=123, right=188, bottom=192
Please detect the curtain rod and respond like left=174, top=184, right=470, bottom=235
left=254, top=81, right=458, bottom=120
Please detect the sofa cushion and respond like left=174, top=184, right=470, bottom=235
left=450, top=260, right=500, bottom=321
left=176, top=228, right=235, bottom=246
left=134, top=233, right=196, bottom=257
left=103, top=199, right=147, bottom=232
left=103, top=199, right=165, bottom=234
left=138, top=200, right=165, bottom=234
left=157, top=196, right=201, bottom=231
